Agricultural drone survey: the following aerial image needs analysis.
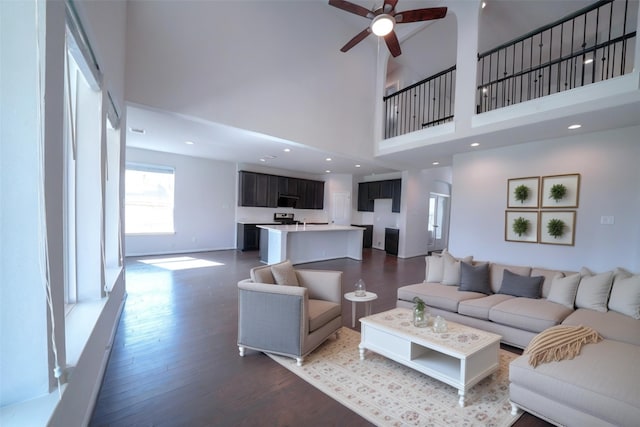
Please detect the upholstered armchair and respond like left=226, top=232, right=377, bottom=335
left=237, top=260, right=343, bottom=366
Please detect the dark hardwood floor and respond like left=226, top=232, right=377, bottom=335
left=90, top=249, right=552, bottom=426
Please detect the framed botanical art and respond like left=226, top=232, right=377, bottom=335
left=505, top=210, right=539, bottom=243
left=507, top=177, right=540, bottom=208
left=541, top=174, right=580, bottom=208
left=540, top=210, right=576, bottom=245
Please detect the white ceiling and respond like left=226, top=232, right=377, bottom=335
left=125, top=0, right=638, bottom=175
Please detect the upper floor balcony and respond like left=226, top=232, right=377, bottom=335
left=376, top=0, right=640, bottom=165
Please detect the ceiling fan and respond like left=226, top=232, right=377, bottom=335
left=329, top=0, right=447, bottom=57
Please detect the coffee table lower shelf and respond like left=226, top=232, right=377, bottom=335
left=359, top=310, right=501, bottom=407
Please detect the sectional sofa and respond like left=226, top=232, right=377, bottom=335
left=396, top=250, right=640, bottom=427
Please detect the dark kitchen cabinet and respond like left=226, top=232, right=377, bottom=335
left=392, top=179, right=401, bottom=213
left=239, top=171, right=257, bottom=206
left=380, top=180, right=394, bottom=198
left=367, top=181, right=381, bottom=200
left=385, top=227, right=399, bottom=256
left=357, top=179, right=401, bottom=212
left=357, top=182, right=374, bottom=212
left=239, top=171, right=323, bottom=209
left=237, top=223, right=261, bottom=251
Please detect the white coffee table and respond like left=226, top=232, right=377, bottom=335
left=344, top=291, right=378, bottom=327
left=359, top=307, right=501, bottom=407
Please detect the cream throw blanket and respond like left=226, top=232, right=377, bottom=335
left=524, top=325, right=602, bottom=367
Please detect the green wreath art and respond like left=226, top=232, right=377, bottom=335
left=512, top=216, right=530, bottom=237
left=547, top=218, right=566, bottom=238
left=549, top=183, right=567, bottom=202
left=514, top=185, right=530, bottom=203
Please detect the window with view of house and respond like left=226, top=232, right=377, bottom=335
left=125, top=164, right=175, bottom=234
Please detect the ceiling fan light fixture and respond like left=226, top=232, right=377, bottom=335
left=371, top=14, right=395, bottom=36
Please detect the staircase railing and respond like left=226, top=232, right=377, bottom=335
left=477, top=0, right=636, bottom=113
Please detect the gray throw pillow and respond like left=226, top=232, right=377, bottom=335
left=458, top=262, right=491, bottom=294
left=498, top=269, right=543, bottom=298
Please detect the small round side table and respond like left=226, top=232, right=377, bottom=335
left=344, top=291, right=378, bottom=327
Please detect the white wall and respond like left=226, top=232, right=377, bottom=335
left=399, top=167, right=453, bottom=258
left=1, top=0, right=52, bottom=406
left=125, top=148, right=237, bottom=256
left=449, top=126, right=640, bottom=272
left=125, top=1, right=377, bottom=161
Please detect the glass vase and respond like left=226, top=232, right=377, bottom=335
left=413, top=306, right=429, bottom=328
left=354, top=279, right=366, bottom=297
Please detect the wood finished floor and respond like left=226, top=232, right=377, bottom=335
left=90, top=249, right=553, bottom=426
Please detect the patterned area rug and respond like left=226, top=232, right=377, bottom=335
left=267, top=327, right=522, bottom=427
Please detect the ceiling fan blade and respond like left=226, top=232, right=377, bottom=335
left=384, top=31, right=402, bottom=57
left=340, top=27, right=372, bottom=52
left=395, top=7, right=447, bottom=24
left=383, top=0, right=398, bottom=14
left=328, top=0, right=373, bottom=19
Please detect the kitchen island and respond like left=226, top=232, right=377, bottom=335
left=257, top=224, right=364, bottom=265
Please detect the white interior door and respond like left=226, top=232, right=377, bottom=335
left=428, top=193, right=450, bottom=252
left=331, top=192, right=351, bottom=225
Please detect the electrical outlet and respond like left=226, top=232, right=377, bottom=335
left=600, top=216, right=614, bottom=225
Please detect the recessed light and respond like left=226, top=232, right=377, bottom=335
left=184, top=140, right=194, bottom=145
left=355, top=164, right=361, bottom=168
left=325, top=157, right=332, bottom=162
left=129, top=127, right=145, bottom=134
left=283, top=148, right=291, bottom=152
left=259, top=158, right=266, bottom=162
left=432, top=161, right=440, bottom=166
left=263, top=155, right=277, bottom=159
left=471, top=142, right=480, bottom=147
left=325, top=170, right=331, bottom=173
left=568, top=124, right=582, bottom=130
left=482, top=1, right=487, bottom=9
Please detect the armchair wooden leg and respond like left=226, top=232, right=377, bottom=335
left=239, top=346, right=245, bottom=357
left=296, top=357, right=304, bottom=367
left=335, top=330, right=340, bottom=339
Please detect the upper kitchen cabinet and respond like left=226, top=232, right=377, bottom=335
left=239, top=171, right=278, bottom=207
left=357, top=179, right=401, bottom=213
left=238, top=171, right=324, bottom=209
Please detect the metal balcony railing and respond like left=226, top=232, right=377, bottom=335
left=477, top=0, right=636, bottom=113
left=382, top=0, right=637, bottom=139
left=383, top=66, right=456, bottom=139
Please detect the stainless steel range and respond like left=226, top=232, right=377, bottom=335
left=273, top=212, right=296, bottom=224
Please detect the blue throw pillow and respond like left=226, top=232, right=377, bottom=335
left=458, top=262, right=492, bottom=295
left=498, top=269, right=544, bottom=298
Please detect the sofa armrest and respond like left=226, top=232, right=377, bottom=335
left=295, top=269, right=343, bottom=304
left=237, top=279, right=308, bottom=353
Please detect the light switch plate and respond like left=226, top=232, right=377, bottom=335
left=600, top=216, right=614, bottom=225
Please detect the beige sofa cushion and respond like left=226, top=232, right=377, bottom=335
left=510, top=339, right=640, bottom=427
left=250, top=264, right=276, bottom=284
left=425, top=254, right=444, bottom=283
left=562, top=309, right=640, bottom=346
left=458, top=294, right=514, bottom=320
left=531, top=267, right=565, bottom=298
left=489, top=298, right=574, bottom=333
left=575, top=268, right=613, bottom=312
left=547, top=273, right=581, bottom=308
left=271, top=260, right=299, bottom=286
left=397, top=283, right=484, bottom=312
left=308, top=299, right=341, bottom=332
left=608, top=268, right=640, bottom=319
left=441, top=250, right=473, bottom=285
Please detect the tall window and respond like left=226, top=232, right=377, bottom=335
left=125, top=164, right=175, bottom=234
